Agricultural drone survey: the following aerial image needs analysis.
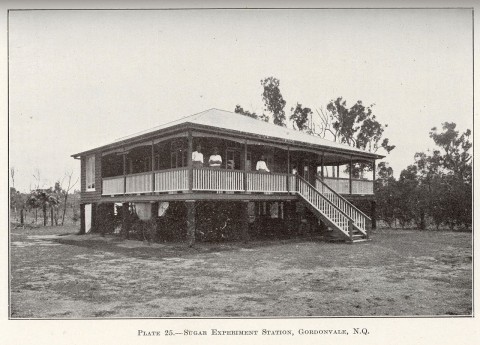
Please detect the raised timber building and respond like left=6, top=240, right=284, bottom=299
left=72, top=108, right=384, bottom=244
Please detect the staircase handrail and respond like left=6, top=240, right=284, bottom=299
left=296, top=175, right=355, bottom=223
left=315, top=175, right=371, bottom=221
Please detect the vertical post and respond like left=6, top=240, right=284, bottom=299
left=320, top=153, right=324, bottom=178
left=371, top=200, right=377, bottom=230
left=98, top=204, right=106, bottom=237
left=123, top=149, right=127, bottom=195
left=79, top=203, right=85, bottom=234
left=187, top=130, right=193, bottom=192
left=122, top=202, right=130, bottom=239
left=243, top=140, right=248, bottom=192
left=186, top=200, right=196, bottom=247
left=295, top=172, right=298, bottom=193
left=241, top=200, right=250, bottom=243
left=286, top=145, right=290, bottom=192
left=108, top=203, right=115, bottom=234
left=91, top=203, right=97, bottom=233
left=349, top=157, right=353, bottom=195
left=151, top=140, right=155, bottom=193
left=337, top=164, right=340, bottom=178
left=151, top=202, right=159, bottom=219
left=348, top=219, right=353, bottom=241
left=372, top=159, right=376, bottom=182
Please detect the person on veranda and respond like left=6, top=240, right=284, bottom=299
left=192, top=144, right=204, bottom=168
left=208, top=147, right=222, bottom=168
left=256, top=155, right=270, bottom=173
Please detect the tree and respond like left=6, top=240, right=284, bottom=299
left=261, top=77, right=287, bottom=126
left=26, top=191, right=41, bottom=224
left=317, top=97, right=395, bottom=154
left=234, top=105, right=269, bottom=122
left=234, top=105, right=258, bottom=119
left=10, top=188, right=27, bottom=225
left=10, top=167, right=16, bottom=216
left=398, top=165, right=428, bottom=230
left=315, top=97, right=395, bottom=177
left=405, top=122, right=472, bottom=230
left=58, top=171, right=79, bottom=225
left=27, top=188, right=57, bottom=226
left=290, top=103, right=313, bottom=131
left=375, top=162, right=398, bottom=227
left=429, top=123, right=472, bottom=181
left=48, top=192, right=59, bottom=226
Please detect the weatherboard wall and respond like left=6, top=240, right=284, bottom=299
left=80, top=152, right=103, bottom=204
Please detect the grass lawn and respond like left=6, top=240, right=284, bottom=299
left=10, top=225, right=472, bottom=318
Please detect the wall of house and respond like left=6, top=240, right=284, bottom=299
left=80, top=152, right=102, bottom=204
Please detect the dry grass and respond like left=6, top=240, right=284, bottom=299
left=10, top=225, right=472, bottom=318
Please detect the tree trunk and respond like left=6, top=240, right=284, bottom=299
left=43, top=204, right=47, bottom=226
left=186, top=201, right=196, bottom=247
left=20, top=208, right=24, bottom=225
left=419, top=210, right=426, bottom=230
left=370, top=200, right=377, bottom=230
left=50, top=206, right=54, bottom=226
left=79, top=204, right=85, bottom=235
left=62, top=194, right=68, bottom=226
left=122, top=203, right=130, bottom=239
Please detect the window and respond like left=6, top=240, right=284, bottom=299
left=86, top=155, right=95, bottom=191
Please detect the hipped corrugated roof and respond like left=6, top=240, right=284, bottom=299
left=72, top=108, right=384, bottom=159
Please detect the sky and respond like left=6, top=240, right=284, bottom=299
left=8, top=8, right=473, bottom=192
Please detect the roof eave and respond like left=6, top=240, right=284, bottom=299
left=71, top=121, right=386, bottom=161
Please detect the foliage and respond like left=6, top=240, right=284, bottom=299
left=234, top=104, right=269, bottom=122
left=429, top=123, right=472, bottom=181
left=261, top=77, right=287, bottom=126
left=374, top=162, right=398, bottom=227
left=290, top=103, right=313, bottom=131
left=375, top=122, right=471, bottom=231
left=130, top=218, right=157, bottom=243
left=234, top=105, right=259, bottom=119
left=317, top=97, right=395, bottom=154
left=27, top=189, right=49, bottom=226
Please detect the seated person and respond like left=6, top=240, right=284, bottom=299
left=208, top=147, right=222, bottom=168
left=256, top=155, right=270, bottom=172
left=192, top=145, right=204, bottom=168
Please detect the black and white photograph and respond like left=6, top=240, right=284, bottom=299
left=4, top=1, right=477, bottom=344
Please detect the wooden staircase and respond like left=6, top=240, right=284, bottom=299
left=295, top=175, right=371, bottom=243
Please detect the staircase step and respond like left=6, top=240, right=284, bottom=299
left=350, top=238, right=371, bottom=243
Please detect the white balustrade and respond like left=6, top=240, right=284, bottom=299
left=288, top=174, right=296, bottom=192
left=246, top=172, right=288, bottom=192
left=322, top=177, right=350, bottom=194
left=102, top=176, right=124, bottom=195
left=352, top=179, right=374, bottom=195
left=193, top=169, right=244, bottom=191
left=315, top=177, right=370, bottom=235
left=126, top=172, right=153, bottom=194
left=155, top=168, right=188, bottom=192
left=297, top=178, right=351, bottom=236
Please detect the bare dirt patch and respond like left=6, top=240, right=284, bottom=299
left=10, top=226, right=472, bottom=318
